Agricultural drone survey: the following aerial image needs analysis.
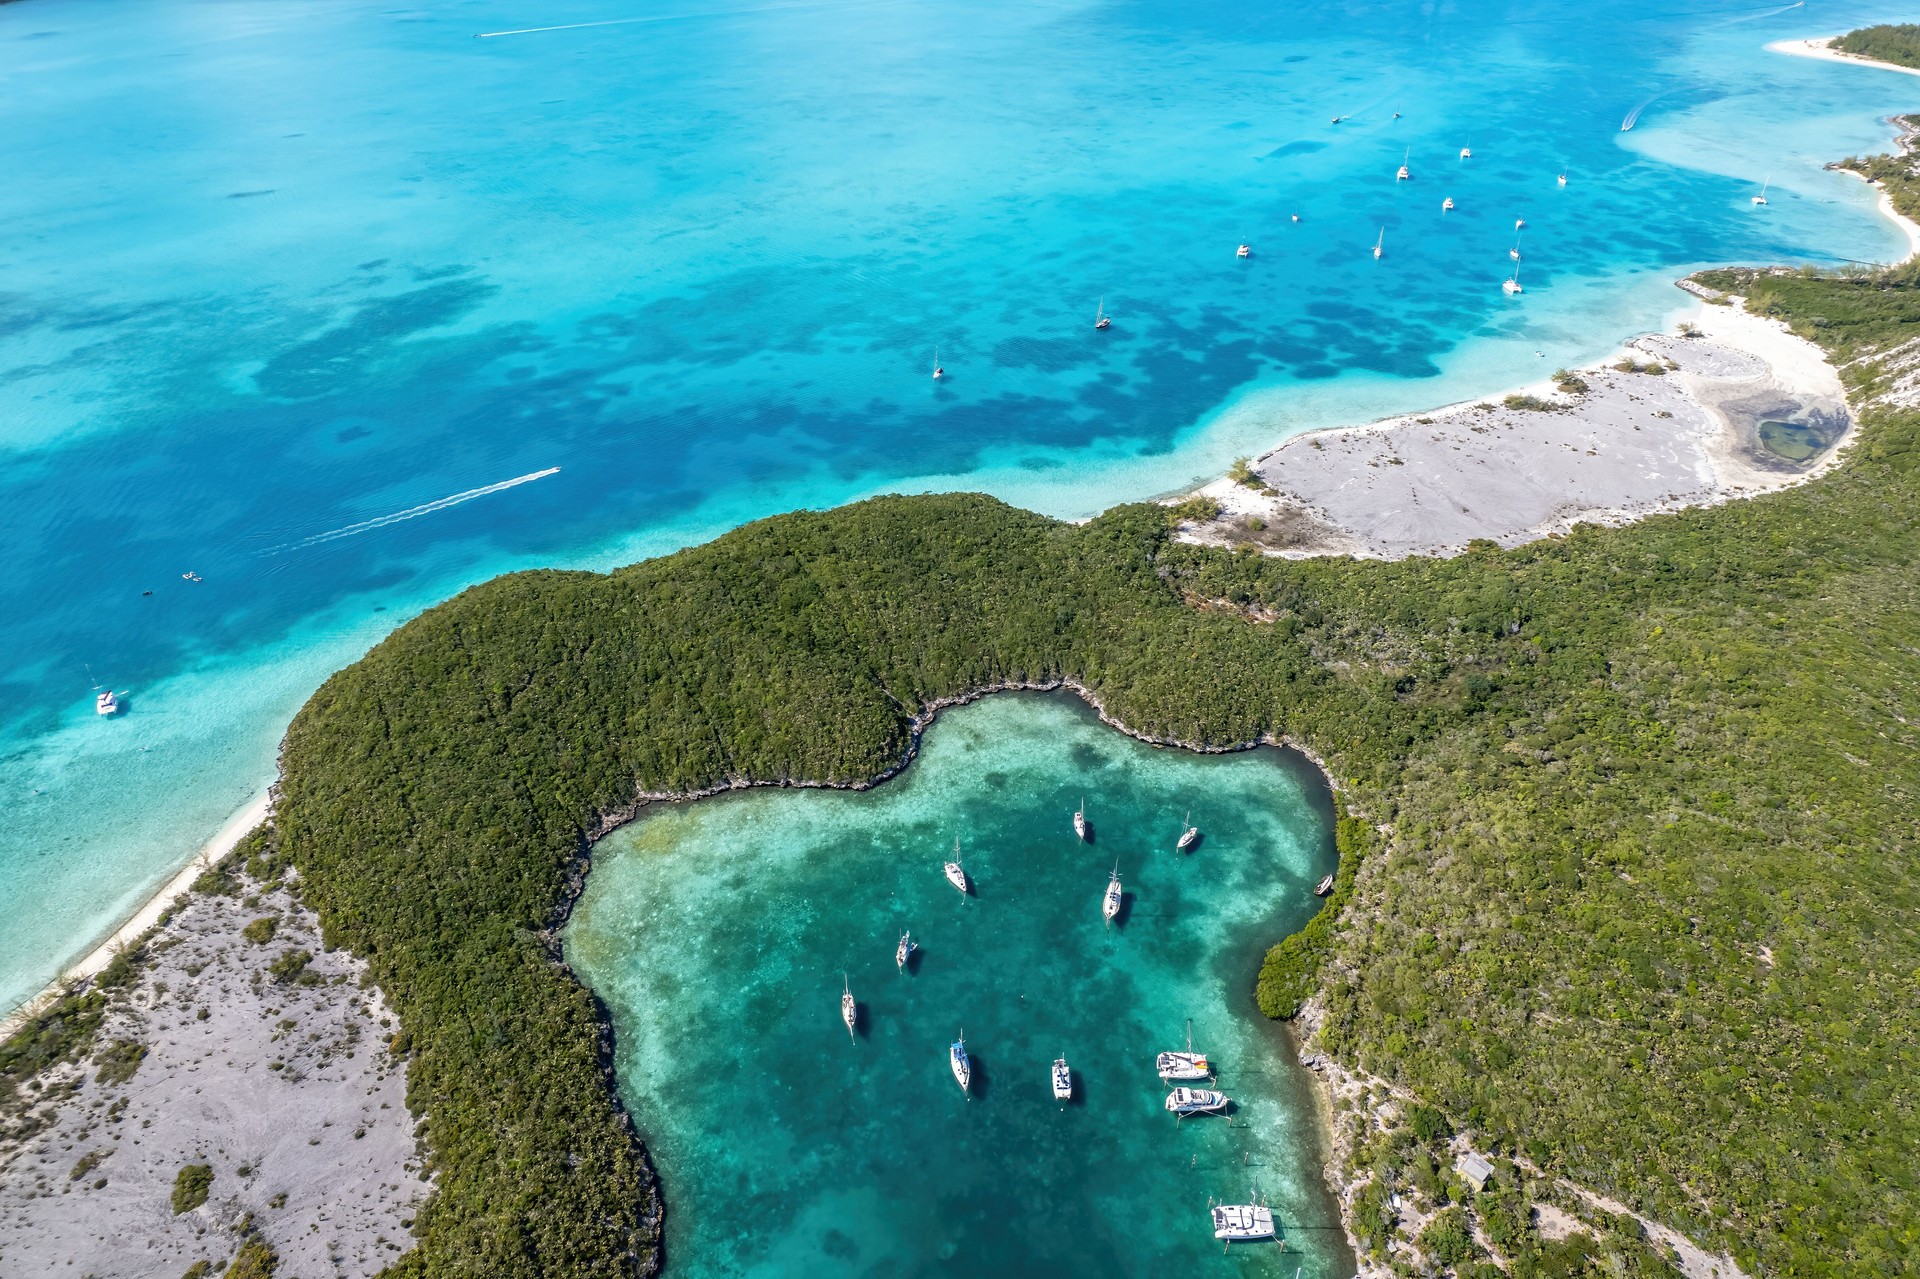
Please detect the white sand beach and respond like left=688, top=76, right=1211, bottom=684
left=0, top=792, right=273, bottom=1042
left=1768, top=35, right=1920, bottom=79
left=1174, top=294, right=1852, bottom=559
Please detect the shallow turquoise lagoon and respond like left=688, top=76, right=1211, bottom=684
left=568, top=693, right=1346, bottom=1277
left=7, top=0, right=1920, bottom=1012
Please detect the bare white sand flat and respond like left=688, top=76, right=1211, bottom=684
left=1176, top=296, right=1850, bottom=559
left=1769, top=36, right=1920, bottom=79
left=0, top=865, right=426, bottom=1277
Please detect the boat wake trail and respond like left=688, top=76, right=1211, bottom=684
left=1619, top=96, right=1658, bottom=131
left=260, top=468, right=561, bottom=555
left=1720, top=0, right=1803, bottom=25
left=476, top=0, right=898, bottom=38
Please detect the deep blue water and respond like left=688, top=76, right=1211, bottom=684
left=4, top=0, right=1920, bottom=1011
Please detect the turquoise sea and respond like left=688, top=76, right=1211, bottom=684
left=567, top=694, right=1343, bottom=1277
left=5, top=0, right=1920, bottom=1017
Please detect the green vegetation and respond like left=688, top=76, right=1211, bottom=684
left=235, top=174, right=1920, bottom=1277
left=94, top=1038, right=147, bottom=1086
left=265, top=950, right=313, bottom=985
left=69, top=1148, right=106, bottom=1181
left=242, top=917, right=277, bottom=945
left=183, top=1263, right=214, bottom=1279
left=0, top=988, right=106, bottom=1116
left=1833, top=24, right=1920, bottom=69
left=1502, top=393, right=1555, bottom=411
left=172, top=1163, right=213, bottom=1214
left=223, top=1238, right=277, bottom=1279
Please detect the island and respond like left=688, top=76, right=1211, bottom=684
left=7, top=74, right=1920, bottom=1279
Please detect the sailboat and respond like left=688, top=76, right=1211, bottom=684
left=1459, top=142, right=1472, bottom=160
left=1314, top=873, right=1336, bottom=896
left=950, top=1032, right=971, bottom=1096
left=1752, top=177, right=1770, bottom=206
left=1514, top=217, right=1527, bottom=230
left=1395, top=147, right=1410, bottom=181
left=1503, top=264, right=1523, bottom=296
left=1236, top=242, right=1252, bottom=258
left=1177, top=810, right=1200, bottom=852
left=1102, top=862, right=1123, bottom=925
left=931, top=347, right=945, bottom=380
left=1157, top=1020, right=1212, bottom=1080
left=1372, top=228, right=1385, bottom=260
left=1211, top=1197, right=1276, bottom=1242
left=943, top=838, right=969, bottom=893
left=1557, top=173, right=1568, bottom=187
left=1073, top=797, right=1088, bottom=841
left=1442, top=197, right=1455, bottom=212
left=1094, top=296, right=1111, bottom=330
left=897, top=930, right=916, bottom=971
left=1510, top=227, right=1523, bottom=262
left=841, top=975, right=857, bottom=1039
left=1052, top=1056, right=1073, bottom=1102
left=95, top=687, right=120, bottom=716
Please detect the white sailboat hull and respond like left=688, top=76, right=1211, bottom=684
left=1212, top=1204, right=1275, bottom=1240
left=950, top=1043, right=971, bottom=1093
left=1157, top=1051, right=1211, bottom=1080
left=944, top=863, right=968, bottom=893
left=1051, top=1059, right=1072, bottom=1100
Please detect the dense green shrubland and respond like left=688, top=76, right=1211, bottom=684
left=253, top=221, right=1920, bottom=1276
left=1833, top=24, right=1920, bottom=68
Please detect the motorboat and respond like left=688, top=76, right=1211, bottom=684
left=1211, top=1202, right=1276, bottom=1241
left=1102, top=863, right=1122, bottom=925
left=1166, top=1086, right=1230, bottom=1115
left=1052, top=1057, right=1072, bottom=1101
left=943, top=839, right=969, bottom=893
left=1177, top=810, right=1199, bottom=852
left=951, top=1034, right=971, bottom=1096
left=1158, top=1020, right=1212, bottom=1080
left=897, top=930, right=916, bottom=970
left=841, top=976, right=857, bottom=1039
left=1314, top=873, right=1335, bottom=896
left=95, top=689, right=120, bottom=716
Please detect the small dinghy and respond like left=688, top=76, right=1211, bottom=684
left=951, top=1033, right=971, bottom=1097
left=1314, top=873, right=1335, bottom=896
left=1177, top=809, right=1200, bottom=852
left=896, top=930, right=916, bottom=971
left=1073, top=797, right=1089, bottom=841
left=1166, top=1086, right=1230, bottom=1115
left=1052, top=1056, right=1072, bottom=1102
left=944, top=838, right=969, bottom=894
left=1211, top=1202, right=1276, bottom=1241
left=1102, top=862, right=1122, bottom=925
left=1158, top=1020, right=1212, bottom=1080
left=841, top=975, right=857, bottom=1040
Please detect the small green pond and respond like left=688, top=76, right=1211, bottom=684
left=567, top=692, right=1351, bottom=1278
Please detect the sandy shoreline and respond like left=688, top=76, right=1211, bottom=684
left=1768, top=35, right=1920, bottom=79
left=0, top=791, right=272, bottom=1040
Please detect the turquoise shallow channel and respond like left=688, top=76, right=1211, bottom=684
left=567, top=693, right=1347, bottom=1278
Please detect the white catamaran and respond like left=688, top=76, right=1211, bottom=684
left=1166, top=1086, right=1230, bottom=1115
left=896, top=930, right=916, bottom=970
left=1158, top=1020, right=1212, bottom=1080
left=1177, top=810, right=1200, bottom=852
left=1052, top=1056, right=1072, bottom=1102
left=951, top=1033, right=971, bottom=1097
left=841, top=975, right=857, bottom=1039
left=944, top=839, right=969, bottom=894
left=1102, top=862, right=1123, bottom=925
left=1211, top=1200, right=1276, bottom=1242
left=95, top=688, right=120, bottom=716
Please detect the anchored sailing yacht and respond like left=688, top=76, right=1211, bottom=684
left=1177, top=810, right=1200, bottom=851
left=1503, top=265, right=1523, bottom=296
left=1442, top=197, right=1455, bottom=212
left=1166, top=1086, right=1230, bottom=1115
left=1395, top=147, right=1410, bottom=180
left=1315, top=873, right=1335, bottom=896
left=1752, top=178, right=1770, bottom=206
left=1514, top=217, right=1527, bottom=230
left=1073, top=798, right=1088, bottom=841
left=1094, top=296, right=1111, bottom=330
left=95, top=688, right=120, bottom=716
left=1459, top=143, right=1472, bottom=160
left=1211, top=1201, right=1277, bottom=1241
left=943, top=839, right=969, bottom=893
left=1557, top=173, right=1568, bottom=187
left=931, top=348, right=945, bottom=380
left=1102, top=862, right=1123, bottom=925
left=841, top=976, right=857, bottom=1039
left=1236, top=242, right=1252, bottom=258
left=1157, top=1020, right=1212, bottom=1080
left=1052, top=1056, right=1073, bottom=1101
left=897, top=930, right=916, bottom=970
left=1373, top=228, right=1385, bottom=260
left=950, top=1033, right=971, bottom=1096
